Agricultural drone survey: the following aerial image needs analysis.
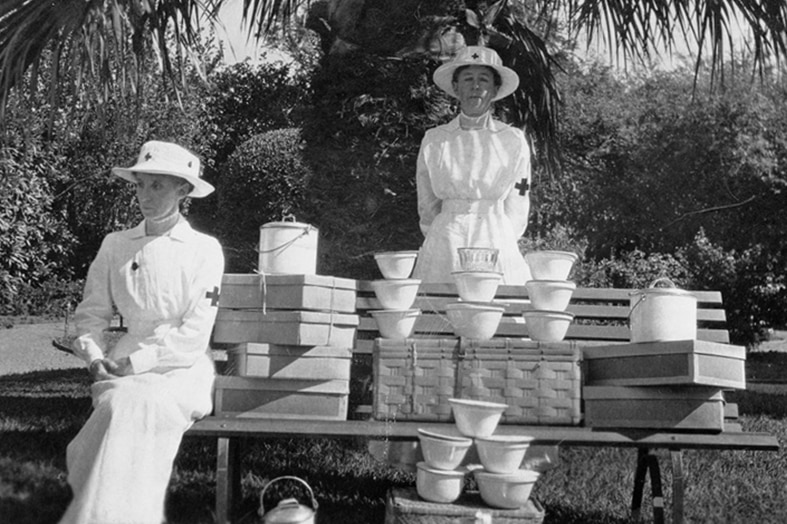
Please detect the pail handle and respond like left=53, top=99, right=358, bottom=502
left=648, top=276, right=677, bottom=289
left=257, top=223, right=316, bottom=255
left=628, top=276, right=679, bottom=321
left=258, top=476, right=319, bottom=518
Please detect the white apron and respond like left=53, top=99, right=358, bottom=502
left=413, top=113, right=532, bottom=284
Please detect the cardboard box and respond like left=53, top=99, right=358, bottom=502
left=582, top=339, right=745, bottom=389
left=213, top=309, right=359, bottom=346
left=213, top=376, right=348, bottom=420
left=384, top=487, right=545, bottom=524
left=374, top=338, right=581, bottom=425
left=582, top=385, right=725, bottom=431
left=226, top=343, right=352, bottom=380
left=220, top=273, right=357, bottom=312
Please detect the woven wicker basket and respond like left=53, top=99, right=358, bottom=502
left=373, top=338, right=581, bottom=425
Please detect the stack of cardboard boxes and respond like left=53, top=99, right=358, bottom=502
left=211, top=274, right=358, bottom=420
left=582, top=340, right=746, bottom=431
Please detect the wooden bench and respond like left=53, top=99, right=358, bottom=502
left=188, top=282, right=778, bottom=524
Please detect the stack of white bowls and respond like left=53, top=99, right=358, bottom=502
left=522, top=251, right=578, bottom=342
left=415, top=428, right=472, bottom=504
left=446, top=248, right=505, bottom=340
left=415, top=398, right=541, bottom=509
left=370, top=251, right=421, bottom=339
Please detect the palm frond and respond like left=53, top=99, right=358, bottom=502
left=565, top=0, right=787, bottom=80
left=496, top=8, right=563, bottom=175
left=0, top=0, right=231, bottom=120
left=239, top=0, right=307, bottom=39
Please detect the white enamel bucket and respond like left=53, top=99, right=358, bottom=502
left=629, top=277, right=697, bottom=343
left=258, top=219, right=318, bottom=275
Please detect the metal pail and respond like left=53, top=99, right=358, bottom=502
left=258, top=219, right=318, bottom=275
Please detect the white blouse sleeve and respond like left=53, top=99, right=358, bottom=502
left=504, top=130, right=532, bottom=236
left=72, top=237, right=114, bottom=365
left=129, top=238, right=225, bottom=373
left=416, top=135, right=442, bottom=236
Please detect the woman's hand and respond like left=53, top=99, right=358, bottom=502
left=88, top=359, right=115, bottom=381
left=88, top=357, right=134, bottom=381
left=109, top=356, right=134, bottom=377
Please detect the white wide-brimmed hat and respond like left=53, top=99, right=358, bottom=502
left=112, top=141, right=214, bottom=198
left=433, top=45, right=519, bottom=101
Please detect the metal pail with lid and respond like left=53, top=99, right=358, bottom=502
left=259, top=476, right=318, bottom=524
left=629, top=277, right=697, bottom=343
left=258, top=217, right=318, bottom=275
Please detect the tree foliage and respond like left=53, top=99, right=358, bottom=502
left=531, top=60, right=787, bottom=343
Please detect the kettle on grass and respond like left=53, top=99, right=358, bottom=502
left=258, top=476, right=318, bottom=524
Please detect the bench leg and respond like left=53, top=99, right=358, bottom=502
left=631, top=448, right=665, bottom=524
left=632, top=448, right=648, bottom=520
left=671, top=450, right=685, bottom=524
left=215, top=436, right=242, bottom=524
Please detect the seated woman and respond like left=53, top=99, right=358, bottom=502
left=59, top=141, right=224, bottom=524
left=413, top=45, right=531, bottom=284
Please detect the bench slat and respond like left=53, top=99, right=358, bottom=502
left=187, top=417, right=778, bottom=451
left=357, top=283, right=724, bottom=304
left=357, top=301, right=727, bottom=324
left=355, top=317, right=730, bottom=344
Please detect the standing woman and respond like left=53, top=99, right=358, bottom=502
left=60, top=141, right=224, bottom=524
left=413, top=45, right=532, bottom=284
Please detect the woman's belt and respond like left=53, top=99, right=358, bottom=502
left=125, top=318, right=180, bottom=335
left=442, top=199, right=502, bottom=214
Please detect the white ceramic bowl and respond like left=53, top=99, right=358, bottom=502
left=524, top=251, right=578, bottom=281
left=374, top=251, right=418, bottom=279
left=474, top=469, right=540, bottom=509
left=475, top=435, right=535, bottom=474
left=451, top=271, right=503, bottom=302
left=445, top=302, right=505, bottom=340
left=416, top=462, right=466, bottom=503
left=370, top=308, right=420, bottom=339
left=370, top=278, right=421, bottom=309
left=417, top=429, right=473, bottom=470
left=522, top=309, right=574, bottom=342
left=525, top=280, right=576, bottom=311
left=457, top=247, right=499, bottom=272
left=448, top=398, right=508, bottom=438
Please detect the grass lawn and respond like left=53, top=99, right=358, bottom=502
left=1, top=357, right=786, bottom=523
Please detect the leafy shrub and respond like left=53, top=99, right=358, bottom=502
left=0, top=147, right=75, bottom=314
left=568, top=230, right=786, bottom=346
left=11, top=278, right=85, bottom=318
left=215, top=129, right=312, bottom=272
left=678, top=232, right=787, bottom=345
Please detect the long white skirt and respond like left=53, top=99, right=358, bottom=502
left=59, top=355, right=214, bottom=524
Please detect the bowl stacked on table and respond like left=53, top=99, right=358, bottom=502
left=370, top=251, right=421, bottom=339
left=523, top=251, right=578, bottom=342
left=446, top=248, right=505, bottom=341
left=415, top=398, right=541, bottom=509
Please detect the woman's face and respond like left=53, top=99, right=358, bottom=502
left=452, top=65, right=499, bottom=117
left=134, top=172, right=189, bottom=221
